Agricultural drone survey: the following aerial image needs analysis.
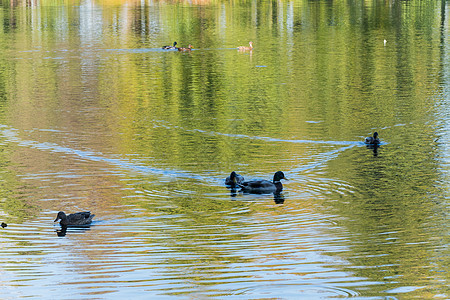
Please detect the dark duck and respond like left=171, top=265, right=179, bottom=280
left=225, top=171, right=245, bottom=187
left=239, top=171, right=288, bottom=194
left=364, top=132, right=380, bottom=145
left=54, top=211, right=95, bottom=226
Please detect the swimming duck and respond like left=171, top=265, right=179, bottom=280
left=225, top=171, right=245, bottom=187
left=239, top=171, right=288, bottom=194
left=364, top=132, right=380, bottom=145
left=238, top=41, right=253, bottom=51
left=54, top=211, right=95, bottom=226
left=178, top=44, right=194, bottom=52
left=162, top=42, right=177, bottom=49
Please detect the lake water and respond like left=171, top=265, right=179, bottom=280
left=0, top=0, right=448, bottom=299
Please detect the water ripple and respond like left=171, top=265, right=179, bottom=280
left=152, top=119, right=363, bottom=147
left=0, top=125, right=210, bottom=183
left=0, top=124, right=358, bottom=198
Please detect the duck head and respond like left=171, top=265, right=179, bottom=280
left=273, top=171, right=288, bottom=183
left=373, top=132, right=378, bottom=139
left=54, top=211, right=67, bottom=224
left=230, top=171, right=238, bottom=183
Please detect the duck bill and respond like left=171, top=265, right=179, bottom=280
left=54, top=218, right=60, bottom=222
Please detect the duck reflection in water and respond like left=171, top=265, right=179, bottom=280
left=366, top=143, right=380, bottom=156
left=56, top=225, right=92, bottom=237
left=273, top=192, right=285, bottom=204
left=229, top=187, right=238, bottom=198
left=56, top=226, right=68, bottom=237
left=230, top=190, right=286, bottom=204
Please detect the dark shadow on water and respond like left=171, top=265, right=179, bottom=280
left=227, top=187, right=286, bottom=204
left=366, top=144, right=380, bottom=157
left=56, top=225, right=92, bottom=237
left=273, top=192, right=285, bottom=204
left=229, top=187, right=238, bottom=198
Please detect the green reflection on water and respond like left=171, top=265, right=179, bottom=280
left=0, top=0, right=447, bottom=298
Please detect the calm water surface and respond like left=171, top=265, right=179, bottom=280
left=0, top=0, right=448, bottom=299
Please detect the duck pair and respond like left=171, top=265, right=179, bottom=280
left=226, top=171, right=288, bottom=194
left=162, top=42, right=194, bottom=52
left=164, top=41, right=253, bottom=51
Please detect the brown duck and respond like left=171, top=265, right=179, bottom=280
left=238, top=41, right=253, bottom=51
left=178, top=44, right=194, bottom=52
